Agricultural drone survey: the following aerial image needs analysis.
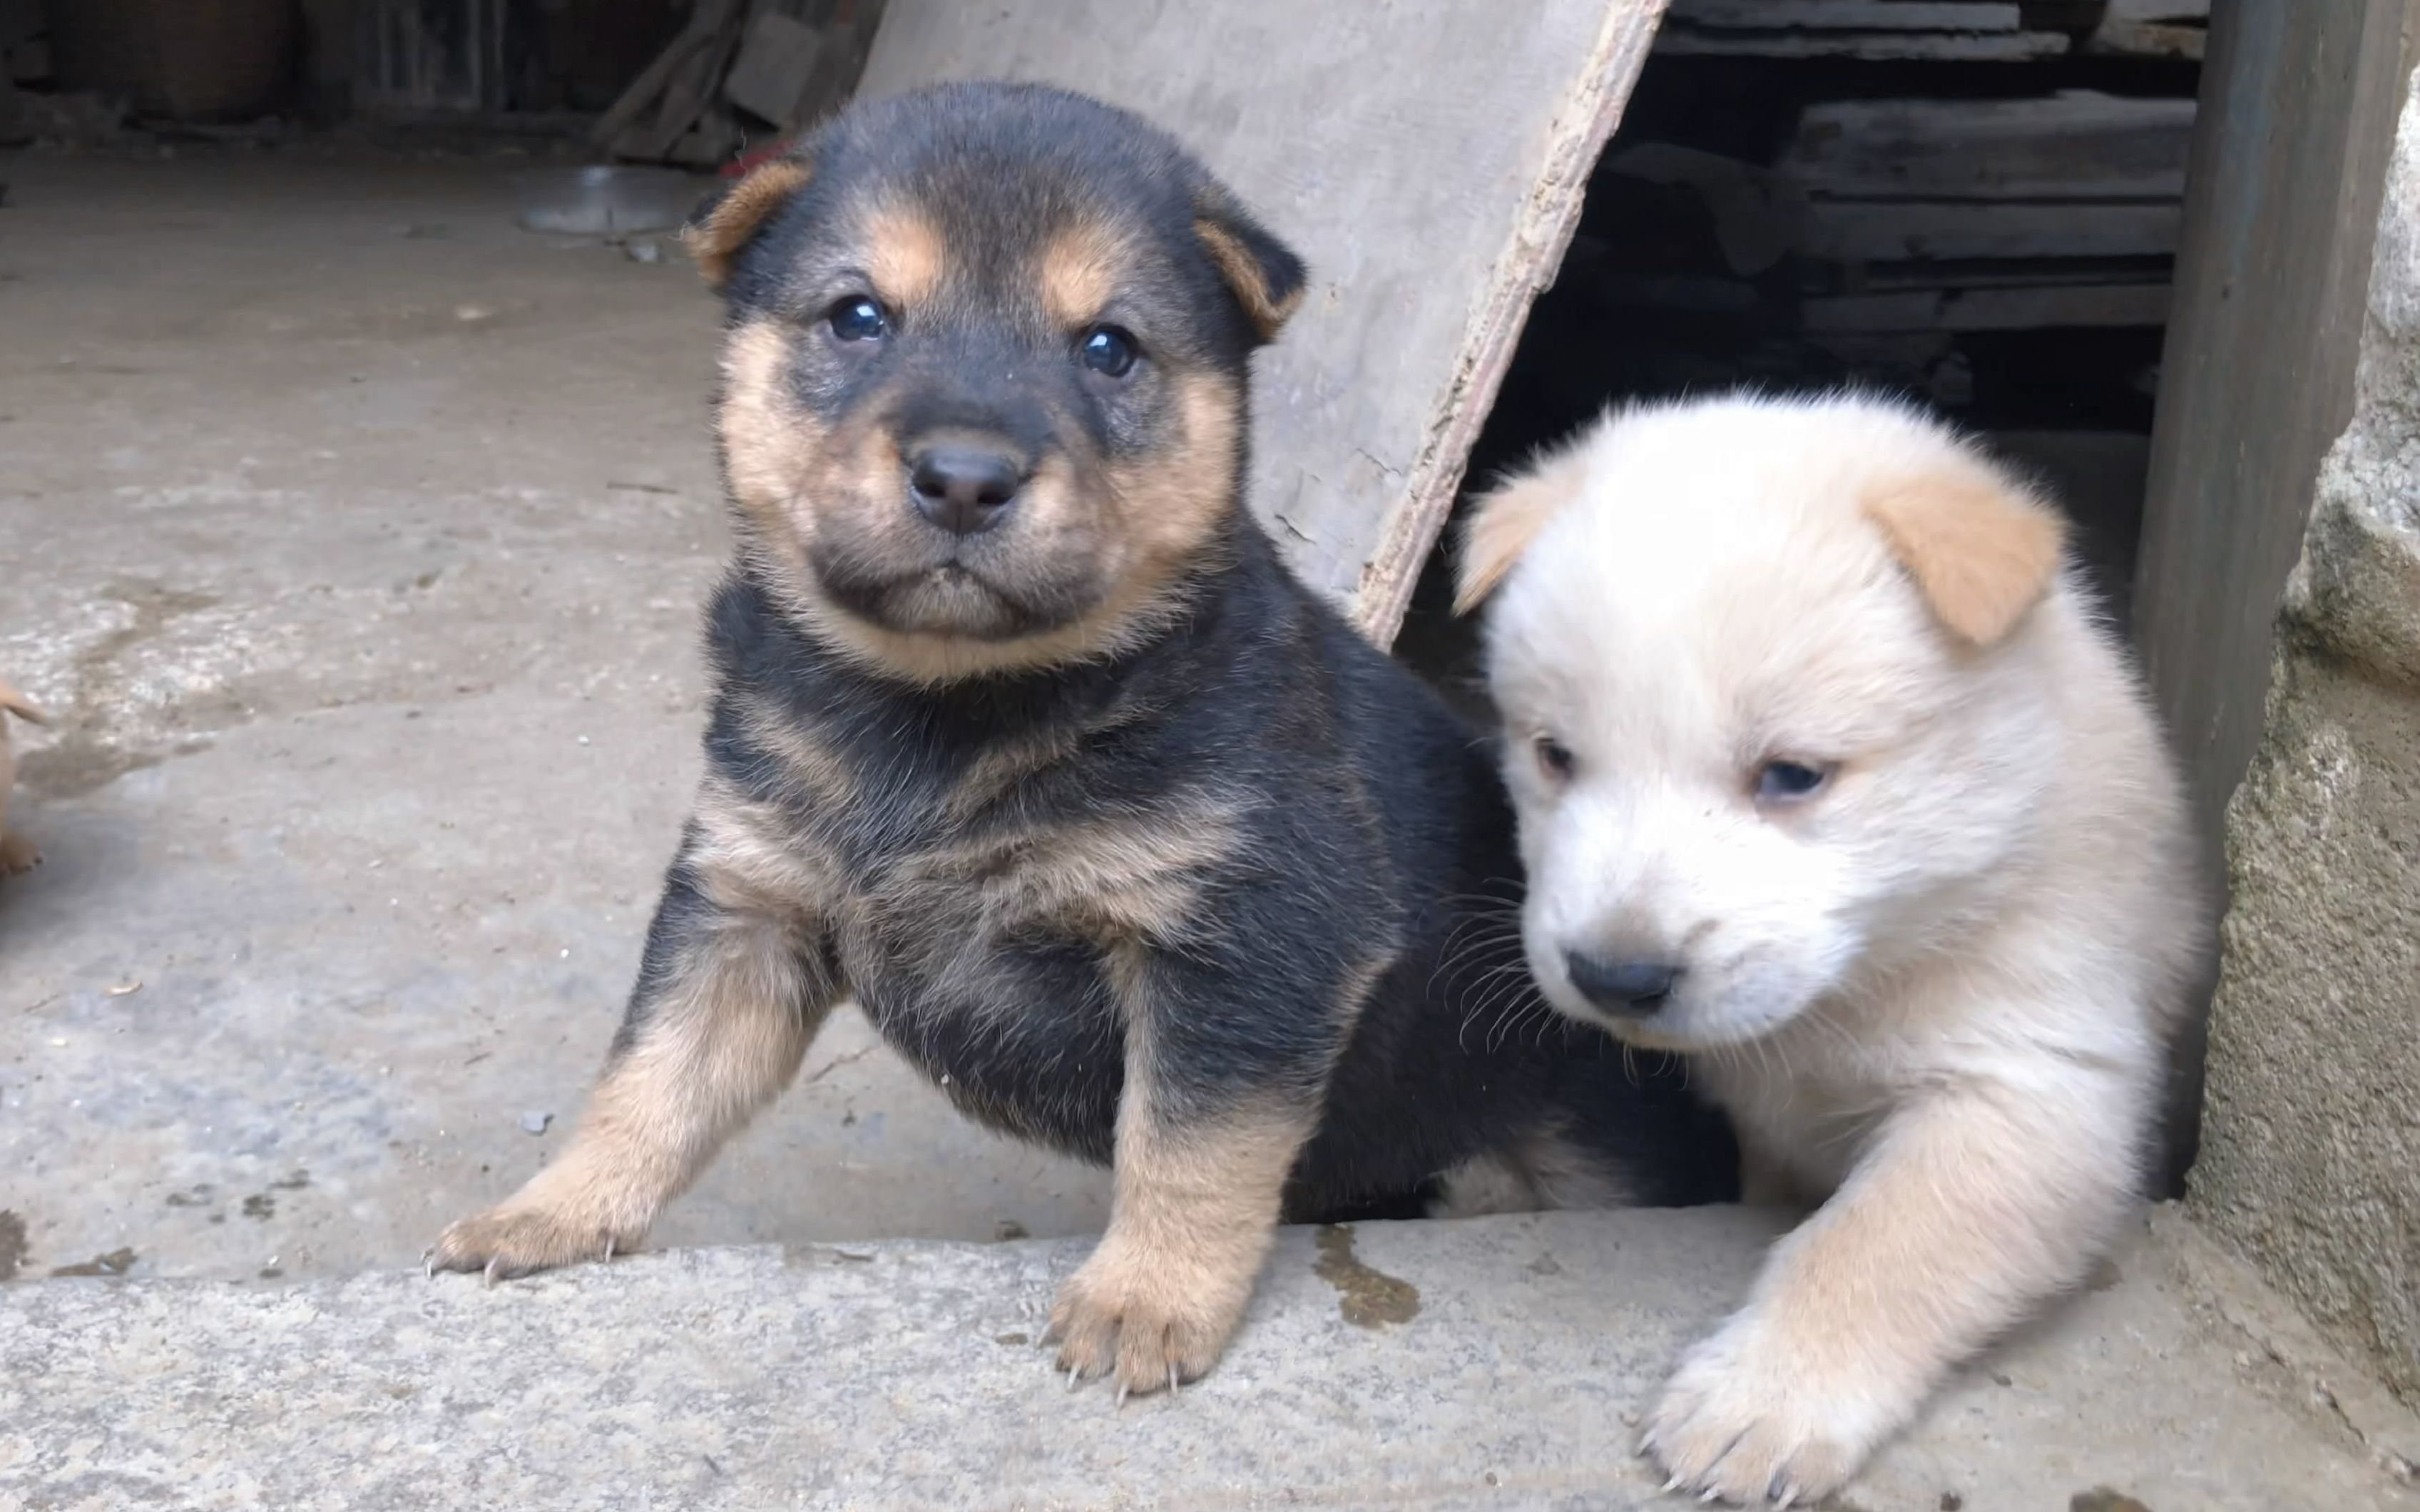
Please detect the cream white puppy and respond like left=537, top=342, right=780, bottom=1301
left=1455, top=393, right=2202, bottom=1505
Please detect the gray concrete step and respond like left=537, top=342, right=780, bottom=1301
left=5, top=1205, right=2414, bottom=1511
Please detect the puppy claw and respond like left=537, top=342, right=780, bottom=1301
left=1663, top=1474, right=1685, bottom=1494
left=421, top=1248, right=435, bottom=1281
left=1645, top=1322, right=1886, bottom=1509
left=429, top=1200, right=635, bottom=1282
left=482, top=1256, right=500, bottom=1289
left=1115, top=1382, right=1130, bottom=1411
left=1047, top=1245, right=1240, bottom=1401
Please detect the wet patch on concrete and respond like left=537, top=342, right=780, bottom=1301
left=17, top=579, right=231, bottom=800
left=1312, top=1225, right=1419, bottom=1329
left=50, top=1246, right=136, bottom=1277
left=2072, top=1490, right=2154, bottom=1512
left=0, top=1210, right=28, bottom=1281
left=19, top=737, right=169, bottom=800
left=242, top=1194, right=277, bottom=1221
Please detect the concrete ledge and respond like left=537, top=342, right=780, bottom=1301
left=5, top=1207, right=2416, bottom=1511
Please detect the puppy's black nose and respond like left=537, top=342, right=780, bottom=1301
left=909, top=445, right=1023, bottom=536
left=1564, top=953, right=1682, bottom=1017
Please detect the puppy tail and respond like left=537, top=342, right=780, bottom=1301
left=0, top=679, right=50, bottom=727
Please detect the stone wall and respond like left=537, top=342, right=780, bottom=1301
left=2188, top=66, right=2420, bottom=1404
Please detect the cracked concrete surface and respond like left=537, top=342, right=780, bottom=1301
left=0, top=148, right=1108, bottom=1287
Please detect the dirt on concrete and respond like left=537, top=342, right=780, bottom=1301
left=1314, top=1222, right=1421, bottom=1328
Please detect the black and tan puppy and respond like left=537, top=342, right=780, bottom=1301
left=432, top=82, right=1732, bottom=1394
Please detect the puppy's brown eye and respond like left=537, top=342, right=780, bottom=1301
left=1081, top=325, right=1139, bottom=378
left=1533, top=734, right=1576, bottom=780
left=1755, top=760, right=1832, bottom=803
left=827, top=297, right=890, bottom=342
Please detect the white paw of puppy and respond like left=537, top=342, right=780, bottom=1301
left=1640, top=1315, right=1905, bottom=1506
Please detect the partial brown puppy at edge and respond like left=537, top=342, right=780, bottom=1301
left=0, top=678, right=48, bottom=877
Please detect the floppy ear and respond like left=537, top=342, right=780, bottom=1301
left=1453, top=449, right=1586, bottom=615
left=1194, top=187, right=1307, bottom=344
left=683, top=156, right=815, bottom=292
left=0, top=678, right=48, bottom=726
left=1863, top=461, right=2066, bottom=645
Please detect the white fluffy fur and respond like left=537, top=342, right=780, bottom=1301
left=1466, top=393, right=2203, bottom=1504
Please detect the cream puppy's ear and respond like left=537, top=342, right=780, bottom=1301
left=1864, top=456, right=2066, bottom=646
left=1453, top=449, right=1588, bottom=615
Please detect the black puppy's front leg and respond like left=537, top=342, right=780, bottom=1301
left=432, top=793, right=845, bottom=1278
left=1048, top=938, right=1388, bottom=1396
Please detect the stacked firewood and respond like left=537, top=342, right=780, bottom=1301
left=1656, top=0, right=2208, bottom=61
left=593, top=0, right=885, bottom=165
left=1468, top=0, right=2207, bottom=624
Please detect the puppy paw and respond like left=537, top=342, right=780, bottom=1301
left=0, top=831, right=41, bottom=876
left=1046, top=1240, right=1245, bottom=1400
left=427, top=1201, right=636, bottom=1284
left=1643, top=1317, right=1904, bottom=1506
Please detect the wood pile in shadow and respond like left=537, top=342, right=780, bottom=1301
left=1451, top=0, right=2209, bottom=640
left=593, top=0, right=885, bottom=165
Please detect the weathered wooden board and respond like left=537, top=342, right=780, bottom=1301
left=1804, top=282, right=2171, bottom=332
left=723, top=11, right=824, bottom=126
left=853, top=0, right=1670, bottom=640
left=1782, top=92, right=2197, bottom=201
left=1667, top=0, right=2019, bottom=28
left=2130, top=0, right=2420, bottom=1183
left=1801, top=200, right=2182, bottom=262
left=1654, top=26, right=2068, bottom=57
left=2090, top=0, right=2210, bottom=58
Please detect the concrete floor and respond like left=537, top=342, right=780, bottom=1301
left=9, top=1207, right=2419, bottom=1510
left=0, top=147, right=1110, bottom=1286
